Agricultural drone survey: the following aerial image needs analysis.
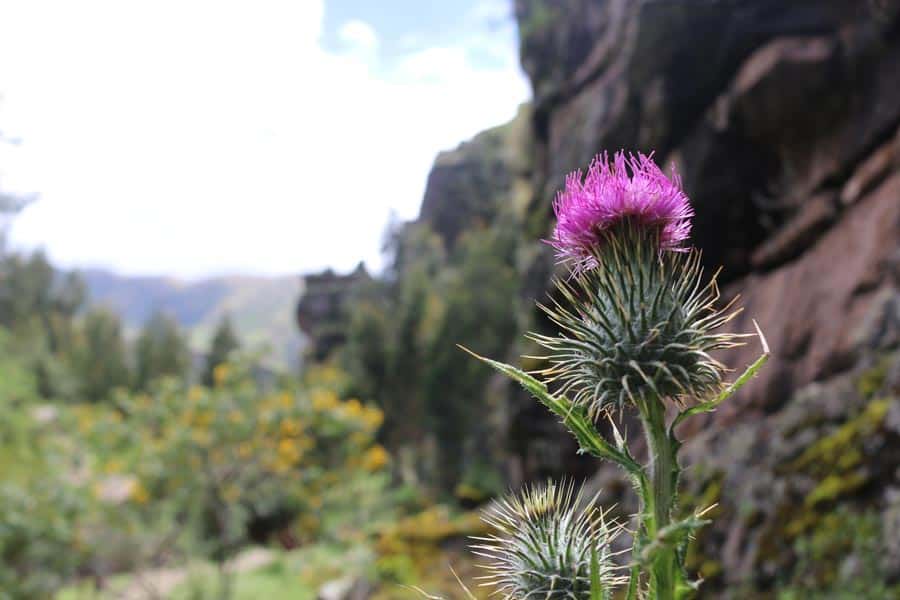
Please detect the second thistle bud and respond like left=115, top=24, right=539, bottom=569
left=471, top=481, right=624, bottom=599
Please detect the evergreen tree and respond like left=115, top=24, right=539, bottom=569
left=134, top=311, right=190, bottom=391
left=203, top=314, right=240, bottom=386
left=421, top=226, right=518, bottom=493
left=0, top=251, right=56, bottom=333
left=342, top=222, right=518, bottom=494
left=0, top=252, right=86, bottom=401
left=75, top=308, right=130, bottom=401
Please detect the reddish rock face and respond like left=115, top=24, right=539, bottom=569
left=519, top=0, right=898, bottom=277
left=515, top=0, right=900, bottom=403
left=721, top=172, right=900, bottom=419
left=509, top=0, right=900, bottom=592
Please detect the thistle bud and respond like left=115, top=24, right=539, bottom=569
left=533, top=152, right=744, bottom=417
left=471, top=480, right=624, bottom=599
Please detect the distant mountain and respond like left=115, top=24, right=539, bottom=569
left=81, top=269, right=305, bottom=370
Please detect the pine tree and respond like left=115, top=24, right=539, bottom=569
left=134, top=311, right=190, bottom=391
left=76, top=308, right=130, bottom=401
left=203, top=314, right=240, bottom=386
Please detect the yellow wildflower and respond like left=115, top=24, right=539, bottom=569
left=362, top=406, right=384, bottom=429
left=193, top=410, right=214, bottom=428
left=280, top=418, right=301, bottom=437
left=277, top=438, right=302, bottom=465
left=312, top=390, right=339, bottom=411
left=213, top=363, right=231, bottom=386
left=343, top=398, right=363, bottom=418
left=130, top=481, right=150, bottom=505
left=278, top=392, right=293, bottom=408
left=361, top=445, right=390, bottom=471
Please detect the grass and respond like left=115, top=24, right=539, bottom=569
left=57, top=543, right=367, bottom=600
left=172, top=561, right=317, bottom=600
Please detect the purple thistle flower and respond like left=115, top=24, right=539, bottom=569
left=549, top=151, right=693, bottom=270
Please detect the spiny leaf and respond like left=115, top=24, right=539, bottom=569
left=458, top=345, right=643, bottom=478
left=671, top=320, right=770, bottom=432
left=639, top=517, right=710, bottom=566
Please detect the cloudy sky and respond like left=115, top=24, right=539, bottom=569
left=0, top=0, right=529, bottom=278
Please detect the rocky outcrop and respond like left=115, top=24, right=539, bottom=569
left=719, top=170, right=900, bottom=418
left=680, top=352, right=900, bottom=594
left=296, top=263, right=370, bottom=362
left=418, top=103, right=534, bottom=247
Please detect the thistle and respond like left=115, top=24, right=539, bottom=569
left=533, top=222, right=744, bottom=418
left=534, top=153, right=746, bottom=417
left=471, top=480, right=625, bottom=600
left=463, top=151, right=769, bottom=600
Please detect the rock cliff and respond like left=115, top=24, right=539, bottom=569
left=427, top=0, right=900, bottom=594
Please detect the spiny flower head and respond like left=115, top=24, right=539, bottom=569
left=549, top=152, right=693, bottom=271
left=471, top=480, right=625, bottom=599
left=533, top=224, right=745, bottom=417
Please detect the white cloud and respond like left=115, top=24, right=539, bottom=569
left=338, top=19, right=378, bottom=56
left=395, top=46, right=470, bottom=82
left=0, top=0, right=529, bottom=278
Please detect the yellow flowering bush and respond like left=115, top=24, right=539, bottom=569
left=75, top=362, right=388, bottom=561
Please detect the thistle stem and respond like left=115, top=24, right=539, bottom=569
left=642, top=397, right=678, bottom=600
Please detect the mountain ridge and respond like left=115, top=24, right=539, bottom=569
left=81, top=268, right=305, bottom=370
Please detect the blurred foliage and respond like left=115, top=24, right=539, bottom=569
left=79, top=364, right=385, bottom=553
left=0, top=242, right=398, bottom=598
left=134, top=311, right=191, bottom=392
left=74, top=308, right=131, bottom=402
left=169, top=547, right=352, bottom=600
left=0, top=353, right=390, bottom=597
left=0, top=248, right=192, bottom=402
left=0, top=326, right=88, bottom=599
left=0, top=251, right=85, bottom=402
left=342, top=220, right=520, bottom=494
left=0, top=479, right=87, bottom=599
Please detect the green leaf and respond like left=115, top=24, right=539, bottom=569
left=639, top=517, right=710, bottom=566
left=458, top=346, right=644, bottom=478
